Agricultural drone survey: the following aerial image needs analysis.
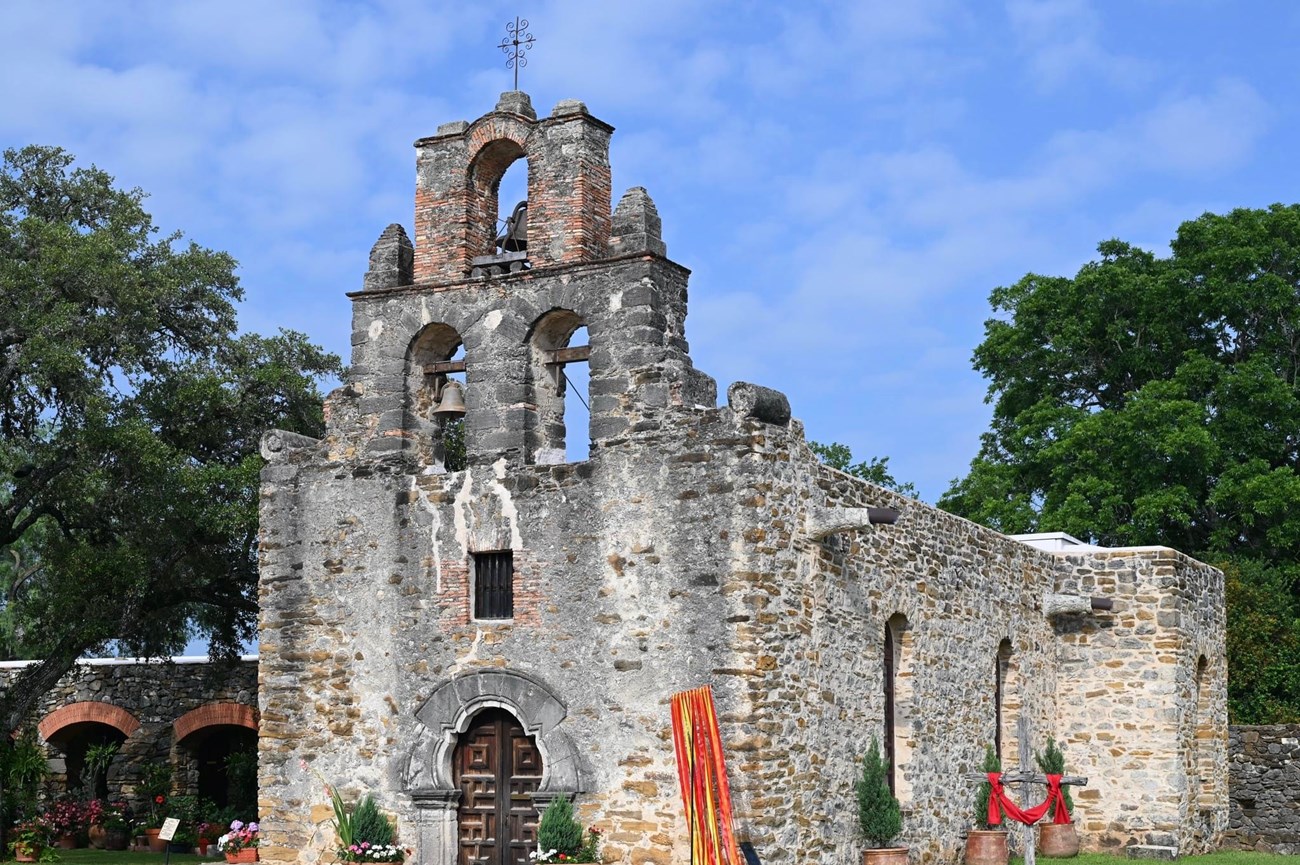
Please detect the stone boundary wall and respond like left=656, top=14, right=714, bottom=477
left=1224, top=724, right=1300, bottom=853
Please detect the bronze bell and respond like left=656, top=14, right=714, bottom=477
left=432, top=380, right=466, bottom=417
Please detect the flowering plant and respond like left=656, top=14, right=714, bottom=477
left=529, top=827, right=603, bottom=863
left=300, top=760, right=406, bottom=863
left=87, top=800, right=132, bottom=832
left=45, top=798, right=86, bottom=836
left=217, top=820, right=261, bottom=853
left=340, top=842, right=407, bottom=862
left=10, top=816, right=52, bottom=847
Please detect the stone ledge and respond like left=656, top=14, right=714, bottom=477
left=1126, top=845, right=1179, bottom=860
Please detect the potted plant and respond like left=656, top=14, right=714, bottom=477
left=46, top=797, right=86, bottom=848
left=857, top=737, right=906, bottom=865
left=966, top=745, right=1008, bottom=865
left=87, top=799, right=132, bottom=850
left=1035, top=738, right=1079, bottom=858
left=531, top=797, right=602, bottom=863
left=304, top=760, right=410, bottom=863
left=9, top=817, right=52, bottom=862
left=216, top=820, right=261, bottom=863
left=138, top=763, right=172, bottom=852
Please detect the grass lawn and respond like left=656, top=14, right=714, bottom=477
left=6, top=851, right=221, bottom=865
left=1010, top=855, right=1300, bottom=865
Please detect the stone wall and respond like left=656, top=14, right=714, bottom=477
left=1224, top=725, right=1300, bottom=853
left=0, top=657, right=257, bottom=813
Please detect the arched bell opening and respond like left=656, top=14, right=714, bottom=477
left=525, top=310, right=590, bottom=465
left=469, top=140, right=530, bottom=262
left=176, top=724, right=257, bottom=811
left=406, top=323, right=467, bottom=470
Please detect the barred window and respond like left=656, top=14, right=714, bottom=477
left=473, top=551, right=514, bottom=619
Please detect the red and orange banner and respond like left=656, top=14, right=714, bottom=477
left=670, top=686, right=742, bottom=865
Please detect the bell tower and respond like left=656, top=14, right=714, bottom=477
left=330, top=91, right=716, bottom=470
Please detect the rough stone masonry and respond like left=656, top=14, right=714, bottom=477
left=256, top=91, right=1227, bottom=865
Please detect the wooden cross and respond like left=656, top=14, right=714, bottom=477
left=965, top=717, right=1089, bottom=865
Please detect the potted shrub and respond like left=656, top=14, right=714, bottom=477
left=88, top=799, right=132, bottom=850
left=138, top=763, right=172, bottom=852
left=47, top=796, right=86, bottom=848
left=1035, top=738, right=1079, bottom=858
left=532, top=797, right=602, bottom=863
left=304, top=760, right=410, bottom=863
left=857, top=737, right=906, bottom=865
left=965, top=745, right=1008, bottom=865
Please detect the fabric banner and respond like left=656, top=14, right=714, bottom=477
left=670, top=686, right=742, bottom=865
left=986, top=773, right=1071, bottom=826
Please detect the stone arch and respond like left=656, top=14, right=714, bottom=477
left=467, top=137, right=533, bottom=260
left=405, top=322, right=466, bottom=468
left=38, top=702, right=140, bottom=742
left=173, top=702, right=258, bottom=742
left=406, top=668, right=589, bottom=795
left=524, top=308, right=589, bottom=465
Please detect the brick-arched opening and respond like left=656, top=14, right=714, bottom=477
left=173, top=702, right=257, bottom=741
left=39, top=702, right=140, bottom=741
left=174, top=703, right=259, bottom=811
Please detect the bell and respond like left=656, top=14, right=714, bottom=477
left=432, top=380, right=466, bottom=417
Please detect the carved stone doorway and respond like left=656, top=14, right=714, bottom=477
left=453, top=708, right=543, bottom=865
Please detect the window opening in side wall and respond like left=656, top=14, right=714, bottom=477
left=885, top=613, right=914, bottom=802
left=473, top=551, right=514, bottom=620
left=564, top=326, right=590, bottom=462
left=996, top=638, right=1020, bottom=768
left=526, top=311, right=590, bottom=465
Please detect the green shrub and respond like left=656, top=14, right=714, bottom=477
left=975, top=744, right=1002, bottom=830
left=857, top=737, right=903, bottom=847
left=350, top=796, right=395, bottom=846
left=537, top=797, right=583, bottom=856
left=1034, top=737, right=1074, bottom=820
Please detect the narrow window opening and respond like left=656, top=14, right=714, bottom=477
left=996, top=638, right=1019, bottom=767
left=527, top=312, right=589, bottom=464
left=885, top=613, right=913, bottom=803
left=1195, top=655, right=1214, bottom=807
left=564, top=325, right=590, bottom=462
left=473, top=551, right=514, bottom=620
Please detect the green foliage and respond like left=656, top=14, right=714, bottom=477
left=1033, top=738, right=1073, bottom=819
left=975, top=744, right=1001, bottom=830
left=349, top=796, right=395, bottom=846
left=223, top=751, right=257, bottom=816
left=442, top=418, right=466, bottom=472
left=856, top=736, right=902, bottom=847
left=1, top=731, right=48, bottom=823
left=809, top=441, right=919, bottom=498
left=0, top=145, right=341, bottom=732
left=939, top=205, right=1300, bottom=722
left=537, top=796, right=584, bottom=857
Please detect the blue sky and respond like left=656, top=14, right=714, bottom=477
left=2, top=0, right=1297, bottom=507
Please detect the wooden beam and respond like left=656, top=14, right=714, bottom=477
left=963, top=772, right=1088, bottom=786
left=423, top=361, right=467, bottom=375
left=546, top=345, right=590, bottom=365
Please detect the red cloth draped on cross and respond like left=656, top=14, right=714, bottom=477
left=986, top=773, right=1071, bottom=826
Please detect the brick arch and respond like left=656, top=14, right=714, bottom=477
left=173, top=702, right=258, bottom=743
left=38, top=702, right=140, bottom=742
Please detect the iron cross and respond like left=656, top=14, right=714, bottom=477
left=499, top=17, right=535, bottom=91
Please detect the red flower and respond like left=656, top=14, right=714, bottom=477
left=155, top=795, right=165, bottom=804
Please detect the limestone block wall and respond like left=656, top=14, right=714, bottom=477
left=1224, top=725, right=1300, bottom=853
left=0, top=657, right=257, bottom=812
left=1052, top=550, right=1227, bottom=854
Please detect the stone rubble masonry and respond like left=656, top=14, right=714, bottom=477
left=256, top=91, right=1227, bottom=865
left=1223, top=725, right=1300, bottom=853
left=0, top=658, right=257, bottom=814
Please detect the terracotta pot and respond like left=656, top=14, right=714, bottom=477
left=147, top=827, right=168, bottom=853
left=1038, top=822, right=1080, bottom=858
left=55, top=833, right=79, bottom=850
left=965, top=829, right=1008, bottom=865
left=226, top=849, right=260, bottom=864
left=863, top=847, right=910, bottom=865
left=89, top=823, right=107, bottom=849
left=13, top=842, right=40, bottom=863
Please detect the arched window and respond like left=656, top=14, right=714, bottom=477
left=995, top=638, right=1020, bottom=766
left=406, top=323, right=466, bottom=470
left=884, top=613, right=914, bottom=801
left=1194, top=655, right=1215, bottom=807
left=526, top=311, right=590, bottom=464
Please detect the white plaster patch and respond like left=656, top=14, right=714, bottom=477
left=609, top=289, right=623, bottom=311
left=411, top=476, right=445, bottom=594
left=489, top=458, right=523, bottom=550
left=368, top=318, right=385, bottom=340
left=453, top=469, right=475, bottom=557
left=420, top=297, right=433, bottom=325
left=483, top=309, right=503, bottom=331
left=446, top=628, right=485, bottom=676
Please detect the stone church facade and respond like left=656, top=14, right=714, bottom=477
left=256, top=92, right=1227, bottom=865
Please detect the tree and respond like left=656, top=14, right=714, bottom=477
left=940, top=204, right=1300, bottom=721
left=0, top=145, right=341, bottom=733
left=856, top=736, right=902, bottom=848
left=809, top=441, right=918, bottom=498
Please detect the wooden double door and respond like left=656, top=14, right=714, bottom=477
left=453, top=708, right=543, bottom=865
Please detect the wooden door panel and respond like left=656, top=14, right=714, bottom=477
left=455, top=709, right=543, bottom=865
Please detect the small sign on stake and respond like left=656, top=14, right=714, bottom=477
left=159, top=818, right=181, bottom=842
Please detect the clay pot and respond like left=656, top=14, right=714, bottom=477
left=147, top=827, right=167, bottom=853
left=13, top=842, right=40, bottom=863
left=88, top=823, right=106, bottom=849
left=225, top=849, right=260, bottom=864
left=965, top=829, right=1008, bottom=865
left=1038, top=822, right=1080, bottom=858
left=55, top=833, right=78, bottom=850
left=863, top=847, right=910, bottom=865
